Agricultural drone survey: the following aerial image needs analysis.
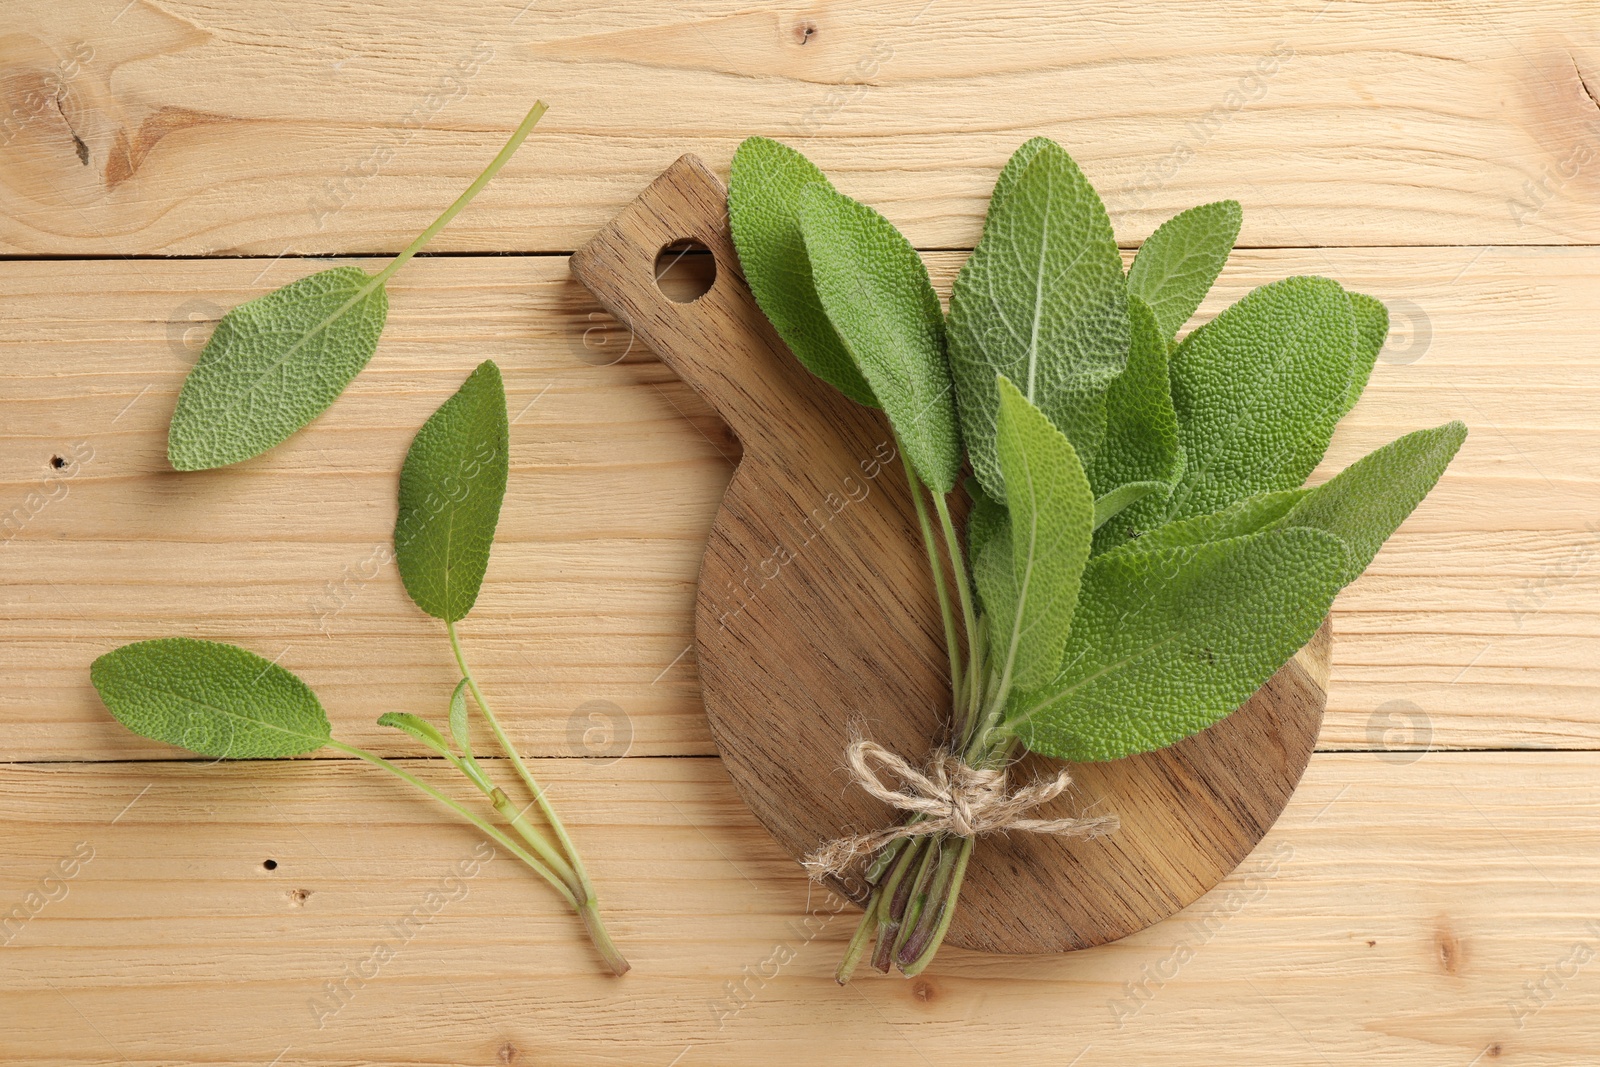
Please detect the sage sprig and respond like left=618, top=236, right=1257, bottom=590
left=166, top=103, right=548, bottom=471
left=730, top=135, right=1466, bottom=980
left=94, top=361, right=629, bottom=975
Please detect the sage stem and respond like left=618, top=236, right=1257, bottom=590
left=325, top=738, right=577, bottom=906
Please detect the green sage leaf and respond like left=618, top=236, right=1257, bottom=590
left=1275, top=421, right=1467, bottom=583
left=1087, top=296, right=1182, bottom=519
left=947, top=139, right=1129, bottom=502
left=1163, top=275, right=1355, bottom=521
left=1126, top=200, right=1242, bottom=343
left=395, top=360, right=510, bottom=623
left=990, top=377, right=1095, bottom=691
left=798, top=184, right=960, bottom=491
left=729, top=137, right=877, bottom=407
left=448, top=677, right=473, bottom=755
left=166, top=104, right=546, bottom=471
left=1012, top=526, right=1347, bottom=762
left=1341, top=291, right=1389, bottom=416
left=1107, top=488, right=1308, bottom=557
left=1092, top=480, right=1162, bottom=530
left=377, top=712, right=451, bottom=756
left=167, top=267, right=388, bottom=471
left=90, top=638, right=331, bottom=759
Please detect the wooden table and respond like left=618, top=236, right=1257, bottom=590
left=3, top=2, right=1597, bottom=1063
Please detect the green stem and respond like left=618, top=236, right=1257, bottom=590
left=900, top=449, right=963, bottom=707
left=370, top=102, right=548, bottom=289
left=930, top=493, right=981, bottom=721
left=447, top=622, right=602, bottom=906
left=835, top=885, right=882, bottom=985
left=418, top=742, right=578, bottom=886
left=890, top=836, right=941, bottom=960
left=578, top=898, right=632, bottom=976
left=898, top=836, right=974, bottom=977
left=325, top=738, right=576, bottom=907
left=446, top=620, right=627, bottom=975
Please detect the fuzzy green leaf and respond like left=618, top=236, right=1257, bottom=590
left=1275, top=421, right=1467, bottom=583
left=947, top=139, right=1129, bottom=502
left=987, top=136, right=1051, bottom=217
left=448, top=677, right=473, bottom=755
left=729, top=137, right=877, bottom=407
left=798, top=184, right=960, bottom=491
left=377, top=712, right=451, bottom=756
left=90, top=638, right=330, bottom=759
left=1163, top=276, right=1355, bottom=521
left=1087, top=296, right=1182, bottom=505
left=395, top=361, right=510, bottom=623
left=1092, top=481, right=1162, bottom=530
left=165, top=104, right=546, bottom=471
left=1341, top=291, right=1389, bottom=416
left=991, top=377, right=1095, bottom=691
left=1012, top=527, right=1347, bottom=762
left=1126, top=200, right=1242, bottom=342
left=167, top=267, right=388, bottom=471
left=1108, top=489, right=1308, bottom=557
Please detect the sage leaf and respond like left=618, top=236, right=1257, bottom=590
left=1087, top=295, right=1182, bottom=512
left=1092, top=481, right=1162, bottom=530
left=395, top=360, right=510, bottom=623
left=167, top=267, right=388, bottom=471
left=1342, top=291, right=1389, bottom=416
left=1164, top=276, right=1355, bottom=521
left=1084, top=295, right=1187, bottom=555
left=1273, top=288, right=1390, bottom=487
left=90, top=638, right=330, bottom=759
left=448, top=677, right=473, bottom=755
left=377, top=711, right=452, bottom=756
left=729, top=137, right=877, bottom=407
left=966, top=477, right=1009, bottom=620
left=166, top=103, right=547, bottom=471
left=1012, top=527, right=1348, bottom=762
left=1108, top=488, right=1308, bottom=557
left=1126, top=200, right=1243, bottom=342
left=1275, top=420, right=1467, bottom=582
left=987, top=136, right=1051, bottom=216
left=798, top=184, right=960, bottom=491
left=947, top=139, right=1130, bottom=502
left=990, top=377, right=1095, bottom=691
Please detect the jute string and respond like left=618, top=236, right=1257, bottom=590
left=803, top=739, right=1118, bottom=878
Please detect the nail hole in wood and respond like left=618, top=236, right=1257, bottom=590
left=50, top=455, right=66, bottom=469
left=654, top=239, right=716, bottom=304
left=262, top=858, right=278, bottom=870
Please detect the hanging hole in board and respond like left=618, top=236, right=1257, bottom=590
left=654, top=239, right=716, bottom=304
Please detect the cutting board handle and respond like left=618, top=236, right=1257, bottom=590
left=570, top=154, right=844, bottom=461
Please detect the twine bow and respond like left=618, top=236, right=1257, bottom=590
left=803, top=739, right=1119, bottom=878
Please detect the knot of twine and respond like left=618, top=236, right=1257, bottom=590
left=802, top=739, right=1119, bottom=878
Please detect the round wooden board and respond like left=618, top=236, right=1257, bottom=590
left=571, top=155, right=1328, bottom=954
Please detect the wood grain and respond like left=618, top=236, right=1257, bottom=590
left=2, top=753, right=1597, bottom=1065
left=2, top=245, right=1595, bottom=761
left=569, top=155, right=1331, bottom=953
left=4, top=1, right=1600, bottom=255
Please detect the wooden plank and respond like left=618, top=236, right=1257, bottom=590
left=0, top=753, right=1596, bottom=1065
left=5, top=0, right=1600, bottom=255
left=2, top=247, right=1593, bottom=760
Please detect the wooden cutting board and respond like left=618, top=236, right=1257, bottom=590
left=570, top=155, right=1328, bottom=955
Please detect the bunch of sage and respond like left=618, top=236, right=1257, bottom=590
left=92, top=362, right=629, bottom=975
left=729, top=135, right=1465, bottom=981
